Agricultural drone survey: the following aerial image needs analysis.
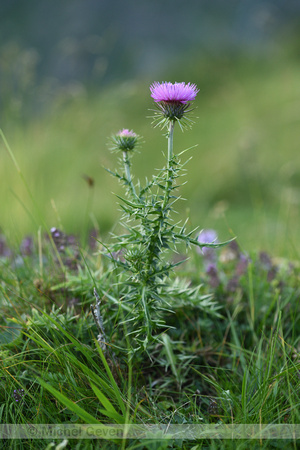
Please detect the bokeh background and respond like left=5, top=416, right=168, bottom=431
left=1, top=0, right=300, bottom=257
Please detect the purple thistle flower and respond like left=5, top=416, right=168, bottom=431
left=150, top=82, right=199, bottom=104
left=150, top=81, right=199, bottom=128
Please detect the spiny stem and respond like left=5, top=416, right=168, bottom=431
left=162, top=120, right=175, bottom=211
left=123, top=151, right=137, bottom=199
left=168, top=119, right=175, bottom=168
left=143, top=120, right=175, bottom=279
left=141, top=286, right=152, bottom=346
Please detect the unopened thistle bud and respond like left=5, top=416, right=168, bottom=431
left=111, top=129, right=139, bottom=152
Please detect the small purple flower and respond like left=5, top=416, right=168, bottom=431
left=197, top=230, right=219, bottom=276
left=150, top=82, right=199, bottom=104
left=13, top=389, right=25, bottom=402
left=111, top=129, right=139, bottom=152
left=197, top=229, right=218, bottom=257
left=150, top=81, right=199, bottom=127
left=51, top=227, right=61, bottom=239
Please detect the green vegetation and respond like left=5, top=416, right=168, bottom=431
left=1, top=227, right=300, bottom=448
left=1, top=49, right=300, bottom=257
left=1, top=48, right=300, bottom=448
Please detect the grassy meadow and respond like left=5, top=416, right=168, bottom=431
left=1, top=48, right=300, bottom=449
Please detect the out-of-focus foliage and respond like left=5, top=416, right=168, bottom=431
left=1, top=1, right=300, bottom=258
left=1, top=0, right=300, bottom=119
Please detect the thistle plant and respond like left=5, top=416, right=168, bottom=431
left=101, top=81, right=225, bottom=355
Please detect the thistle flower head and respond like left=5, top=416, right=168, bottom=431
left=111, top=128, right=139, bottom=152
left=149, top=81, right=199, bottom=129
left=150, top=82, right=199, bottom=104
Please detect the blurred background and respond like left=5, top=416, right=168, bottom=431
left=1, top=0, right=300, bottom=257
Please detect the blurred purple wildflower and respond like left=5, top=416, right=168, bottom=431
left=50, top=227, right=80, bottom=270
left=259, top=251, right=272, bottom=271
left=0, top=234, right=12, bottom=258
left=197, top=229, right=218, bottom=261
left=206, top=263, right=220, bottom=288
left=89, top=228, right=99, bottom=251
left=226, top=276, right=239, bottom=293
left=20, top=236, right=33, bottom=256
left=235, top=253, right=250, bottom=277
left=150, top=82, right=199, bottom=104
left=50, top=227, right=76, bottom=251
left=220, top=241, right=244, bottom=264
left=51, top=227, right=61, bottom=239
left=258, top=251, right=278, bottom=282
left=111, top=249, right=125, bottom=263
left=13, top=389, right=25, bottom=402
left=197, top=230, right=220, bottom=285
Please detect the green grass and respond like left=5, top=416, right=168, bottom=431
left=1, top=232, right=300, bottom=449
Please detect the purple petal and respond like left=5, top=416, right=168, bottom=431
left=150, top=81, right=199, bottom=104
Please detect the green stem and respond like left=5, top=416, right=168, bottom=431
left=162, top=120, right=175, bottom=211
left=141, top=286, right=152, bottom=344
left=123, top=151, right=137, bottom=199
left=168, top=120, right=175, bottom=167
